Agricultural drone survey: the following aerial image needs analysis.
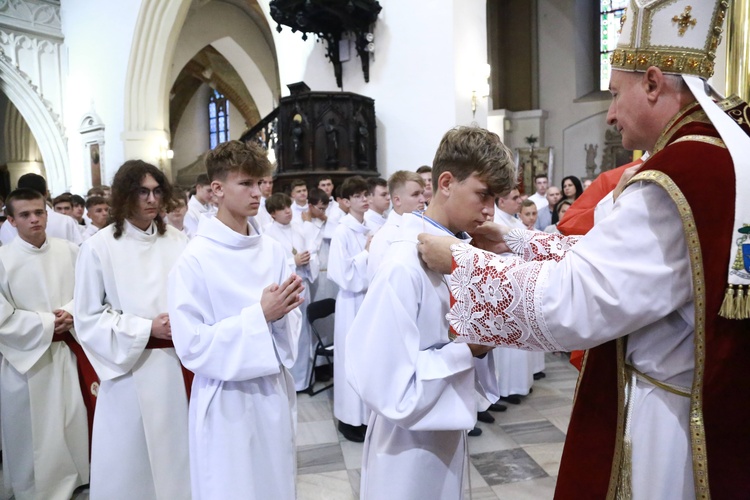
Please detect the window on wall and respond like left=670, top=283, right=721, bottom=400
left=600, top=1, right=629, bottom=91
left=208, top=90, right=229, bottom=149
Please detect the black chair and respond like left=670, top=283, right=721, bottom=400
left=306, top=298, right=336, bottom=395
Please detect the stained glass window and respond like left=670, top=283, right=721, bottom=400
left=209, top=90, right=229, bottom=149
left=600, top=1, right=629, bottom=91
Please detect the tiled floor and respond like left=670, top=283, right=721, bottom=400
left=0, top=353, right=576, bottom=500
left=297, top=352, right=578, bottom=500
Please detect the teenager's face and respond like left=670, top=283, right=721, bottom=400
left=271, top=206, right=293, bottom=225
left=368, top=185, right=390, bottom=214
left=9, top=198, right=47, bottom=245
left=195, top=184, right=213, bottom=204
left=130, top=174, right=163, bottom=228
left=420, top=172, right=433, bottom=202
left=309, top=201, right=328, bottom=220
left=72, top=204, right=85, bottom=221
left=87, top=203, right=109, bottom=228
left=344, top=191, right=369, bottom=217
left=213, top=171, right=262, bottom=218
left=168, top=204, right=187, bottom=224
left=54, top=202, right=72, bottom=215
left=444, top=173, right=495, bottom=232
left=291, top=185, right=308, bottom=205
left=393, top=180, right=425, bottom=214
left=519, top=206, right=538, bottom=226
left=260, top=177, right=274, bottom=198
left=535, top=177, right=548, bottom=195
left=318, top=179, right=334, bottom=197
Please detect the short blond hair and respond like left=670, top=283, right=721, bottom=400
left=205, top=140, right=274, bottom=182
left=387, top=171, right=424, bottom=197
left=432, top=126, right=516, bottom=197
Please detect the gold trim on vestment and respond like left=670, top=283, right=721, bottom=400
left=607, top=338, right=627, bottom=500
left=671, top=135, right=727, bottom=148
left=626, top=168, right=710, bottom=499
left=652, top=103, right=711, bottom=154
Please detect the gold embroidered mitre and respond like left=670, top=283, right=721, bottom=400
left=611, top=0, right=730, bottom=79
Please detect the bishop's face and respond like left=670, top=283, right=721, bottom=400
left=607, top=70, right=654, bottom=151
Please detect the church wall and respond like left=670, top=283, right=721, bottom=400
left=537, top=0, right=610, bottom=184
left=170, top=1, right=278, bottom=117
left=61, top=0, right=141, bottom=192
left=172, top=84, right=211, bottom=176
left=228, top=101, right=246, bottom=140
left=261, top=0, right=489, bottom=178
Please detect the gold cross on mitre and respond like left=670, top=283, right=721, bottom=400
left=672, top=5, right=697, bottom=36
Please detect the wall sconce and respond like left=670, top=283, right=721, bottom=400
left=472, top=64, right=492, bottom=118
left=158, top=140, right=174, bottom=169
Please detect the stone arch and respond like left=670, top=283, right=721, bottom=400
left=123, top=0, right=279, bottom=176
left=0, top=54, right=67, bottom=191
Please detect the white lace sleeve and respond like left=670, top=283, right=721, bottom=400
left=505, top=229, right=581, bottom=262
left=446, top=242, right=564, bottom=352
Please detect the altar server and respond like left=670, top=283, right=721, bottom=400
left=347, top=126, right=511, bottom=499
left=75, top=160, right=190, bottom=500
left=0, top=188, right=89, bottom=500
left=169, top=140, right=304, bottom=500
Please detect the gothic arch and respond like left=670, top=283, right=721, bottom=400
left=0, top=54, right=67, bottom=191
left=123, top=0, right=279, bottom=170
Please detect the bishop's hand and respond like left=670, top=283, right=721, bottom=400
left=417, top=233, right=460, bottom=275
left=469, top=221, right=512, bottom=255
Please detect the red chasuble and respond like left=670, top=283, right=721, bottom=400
left=554, top=102, right=750, bottom=499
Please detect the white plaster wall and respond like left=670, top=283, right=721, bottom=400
left=172, top=84, right=211, bottom=172
left=538, top=0, right=611, bottom=184
left=61, top=0, right=141, bottom=191
left=561, top=110, right=608, bottom=181
left=171, top=2, right=277, bottom=116
left=259, top=0, right=488, bottom=177
left=228, top=101, right=246, bottom=140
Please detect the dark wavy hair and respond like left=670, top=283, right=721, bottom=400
left=110, top=160, right=176, bottom=239
left=561, top=175, right=584, bottom=201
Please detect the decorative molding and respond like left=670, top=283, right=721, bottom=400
left=0, top=0, right=63, bottom=40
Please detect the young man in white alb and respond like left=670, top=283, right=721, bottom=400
left=328, top=175, right=372, bottom=442
left=81, top=196, right=109, bottom=241
left=289, top=179, right=309, bottom=223
left=0, top=188, right=89, bottom=500
left=363, top=177, right=390, bottom=232
left=366, top=170, right=425, bottom=282
left=75, top=161, right=191, bottom=500
left=168, top=140, right=304, bottom=500
left=347, top=127, right=510, bottom=499
left=0, top=174, right=83, bottom=246
left=264, top=192, right=319, bottom=391
left=184, top=173, right=214, bottom=236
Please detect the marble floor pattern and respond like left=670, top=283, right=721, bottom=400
left=0, top=353, right=576, bottom=500
left=297, top=352, right=578, bottom=500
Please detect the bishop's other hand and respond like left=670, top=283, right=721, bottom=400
left=469, top=221, right=512, bottom=255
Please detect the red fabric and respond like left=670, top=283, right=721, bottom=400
left=145, top=337, right=194, bottom=400
left=58, top=332, right=99, bottom=457
left=555, top=105, right=750, bottom=497
left=557, top=160, right=641, bottom=237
